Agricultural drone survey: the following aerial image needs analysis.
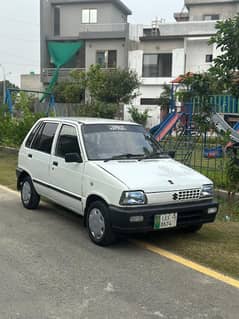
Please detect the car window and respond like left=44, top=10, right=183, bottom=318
left=82, top=124, right=163, bottom=161
left=55, top=124, right=81, bottom=158
left=25, top=122, right=43, bottom=148
left=31, top=122, right=58, bottom=154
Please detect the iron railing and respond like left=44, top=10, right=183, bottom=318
left=42, top=68, right=85, bottom=83
left=192, top=95, right=239, bottom=114
left=78, top=23, right=128, bottom=33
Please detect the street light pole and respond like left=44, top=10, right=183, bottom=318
left=0, top=64, right=6, bottom=104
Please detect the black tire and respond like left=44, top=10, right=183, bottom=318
left=182, top=224, right=203, bottom=233
left=86, top=200, right=116, bottom=246
left=20, top=176, right=40, bottom=210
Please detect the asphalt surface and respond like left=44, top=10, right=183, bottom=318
left=0, top=187, right=239, bottom=319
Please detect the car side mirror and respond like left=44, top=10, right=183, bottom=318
left=65, top=153, right=83, bottom=163
left=168, top=151, right=176, bottom=159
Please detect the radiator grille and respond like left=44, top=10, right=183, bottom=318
left=173, top=189, right=201, bottom=201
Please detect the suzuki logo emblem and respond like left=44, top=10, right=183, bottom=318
left=173, top=193, right=178, bottom=200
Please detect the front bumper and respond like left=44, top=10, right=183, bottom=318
left=109, top=200, right=219, bottom=233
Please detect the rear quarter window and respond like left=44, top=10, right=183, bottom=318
left=25, top=122, right=43, bottom=148
left=31, top=122, right=58, bottom=154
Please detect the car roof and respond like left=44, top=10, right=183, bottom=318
left=40, top=117, right=139, bottom=126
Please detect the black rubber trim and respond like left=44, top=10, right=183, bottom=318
left=16, top=168, right=24, bottom=190
left=16, top=168, right=23, bottom=179
left=109, top=200, right=218, bottom=214
left=108, top=200, right=219, bottom=233
left=33, top=179, right=82, bottom=201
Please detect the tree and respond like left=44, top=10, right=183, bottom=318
left=209, top=14, right=239, bottom=97
left=77, top=101, right=118, bottom=119
left=128, top=106, right=149, bottom=127
left=158, top=84, right=171, bottom=113
left=53, top=65, right=140, bottom=106
left=178, top=72, right=222, bottom=132
left=53, top=70, right=86, bottom=103
left=85, top=65, right=140, bottom=104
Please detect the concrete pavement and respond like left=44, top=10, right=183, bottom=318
left=0, top=187, right=238, bottom=319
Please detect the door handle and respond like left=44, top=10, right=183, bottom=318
left=28, top=154, right=32, bottom=158
left=53, top=161, right=58, bottom=167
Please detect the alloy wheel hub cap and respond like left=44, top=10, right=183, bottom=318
left=22, top=182, right=31, bottom=204
left=88, top=208, right=105, bottom=240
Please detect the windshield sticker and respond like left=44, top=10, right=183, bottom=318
left=108, top=125, right=128, bottom=131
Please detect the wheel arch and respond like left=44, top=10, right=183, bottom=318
left=83, top=194, right=108, bottom=226
left=17, top=169, right=31, bottom=190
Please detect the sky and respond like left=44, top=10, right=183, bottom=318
left=0, top=0, right=184, bottom=86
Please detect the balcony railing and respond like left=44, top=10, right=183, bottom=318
left=42, top=68, right=85, bottom=83
left=78, top=23, right=127, bottom=34
left=185, top=0, right=233, bottom=5
left=42, top=67, right=118, bottom=83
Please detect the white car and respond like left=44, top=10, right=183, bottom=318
left=17, top=117, right=218, bottom=246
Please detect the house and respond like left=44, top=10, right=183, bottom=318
left=40, top=0, right=131, bottom=84
left=128, top=0, right=239, bottom=119
left=40, top=0, right=239, bottom=126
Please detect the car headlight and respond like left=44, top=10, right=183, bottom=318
left=201, top=184, right=214, bottom=198
left=120, top=191, right=147, bottom=205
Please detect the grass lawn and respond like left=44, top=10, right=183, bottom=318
left=0, top=148, right=239, bottom=279
left=0, top=148, right=18, bottom=190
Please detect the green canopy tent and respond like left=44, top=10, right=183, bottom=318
left=41, top=41, right=85, bottom=102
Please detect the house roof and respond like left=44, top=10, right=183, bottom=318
left=185, top=0, right=239, bottom=8
left=171, top=72, right=194, bottom=84
left=51, top=0, right=132, bottom=15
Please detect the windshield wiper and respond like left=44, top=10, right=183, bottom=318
left=139, top=151, right=169, bottom=161
left=104, top=153, right=144, bottom=162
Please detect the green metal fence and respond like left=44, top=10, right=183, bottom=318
left=161, top=133, right=228, bottom=189
left=192, top=95, right=239, bottom=114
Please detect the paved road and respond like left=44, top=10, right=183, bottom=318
left=0, top=187, right=239, bottom=319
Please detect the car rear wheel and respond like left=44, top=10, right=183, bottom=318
left=87, top=200, right=116, bottom=246
left=21, top=176, right=40, bottom=210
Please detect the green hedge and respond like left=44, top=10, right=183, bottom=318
left=0, top=113, right=43, bottom=147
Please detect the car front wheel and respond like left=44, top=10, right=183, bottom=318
left=87, top=200, right=116, bottom=246
left=21, top=176, right=40, bottom=210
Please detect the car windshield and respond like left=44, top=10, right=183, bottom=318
left=82, top=124, right=165, bottom=161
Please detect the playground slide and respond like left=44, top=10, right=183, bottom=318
left=233, top=122, right=239, bottom=132
left=150, top=113, right=174, bottom=136
left=151, top=112, right=183, bottom=142
left=211, top=113, right=239, bottom=143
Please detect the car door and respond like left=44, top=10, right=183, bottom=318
left=49, top=123, right=85, bottom=215
left=25, top=121, right=59, bottom=197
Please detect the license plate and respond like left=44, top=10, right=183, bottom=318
left=154, top=213, right=178, bottom=230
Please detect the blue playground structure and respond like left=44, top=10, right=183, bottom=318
left=3, top=88, right=56, bottom=116
left=233, top=121, right=239, bottom=132
left=150, top=112, right=184, bottom=142
left=204, top=146, right=223, bottom=159
left=150, top=81, right=193, bottom=142
left=150, top=78, right=239, bottom=167
left=151, top=82, right=239, bottom=143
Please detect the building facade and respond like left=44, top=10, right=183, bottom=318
left=40, top=0, right=239, bottom=126
left=128, top=0, right=239, bottom=120
left=40, top=0, right=131, bottom=84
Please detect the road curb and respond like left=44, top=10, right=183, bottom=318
left=133, top=240, right=239, bottom=290
left=215, top=189, right=239, bottom=200
left=0, top=146, right=19, bottom=154
left=0, top=184, right=19, bottom=195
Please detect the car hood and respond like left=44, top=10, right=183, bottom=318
left=96, top=159, right=212, bottom=192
